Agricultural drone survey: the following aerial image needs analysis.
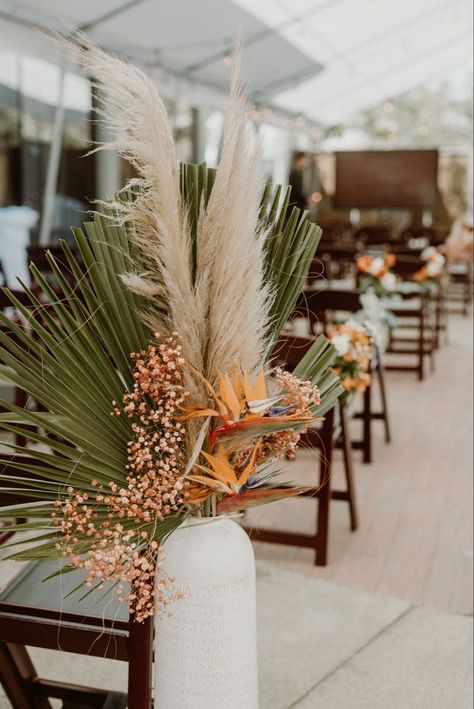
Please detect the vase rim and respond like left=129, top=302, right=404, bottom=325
left=178, top=514, right=238, bottom=530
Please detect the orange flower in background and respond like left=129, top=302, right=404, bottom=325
left=356, top=253, right=397, bottom=296
left=414, top=266, right=429, bottom=283
left=354, top=371, right=371, bottom=392
left=327, top=321, right=372, bottom=400
left=356, top=254, right=374, bottom=273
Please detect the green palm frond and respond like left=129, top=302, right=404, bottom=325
left=259, top=183, right=322, bottom=343
left=0, top=212, right=156, bottom=556
left=0, top=163, right=340, bottom=564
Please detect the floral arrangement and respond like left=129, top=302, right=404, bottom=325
left=327, top=321, right=372, bottom=401
left=414, top=246, right=446, bottom=284
left=0, top=39, right=342, bottom=622
left=356, top=290, right=396, bottom=348
left=356, top=253, right=397, bottom=297
left=443, top=216, right=473, bottom=263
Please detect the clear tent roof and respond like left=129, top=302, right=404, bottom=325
left=0, top=0, right=472, bottom=125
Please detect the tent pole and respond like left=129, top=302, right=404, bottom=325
left=39, top=68, right=66, bottom=246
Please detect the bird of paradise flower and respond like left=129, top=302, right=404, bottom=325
left=181, top=368, right=320, bottom=513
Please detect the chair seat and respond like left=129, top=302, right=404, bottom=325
left=0, top=558, right=129, bottom=621
left=387, top=298, right=423, bottom=313
left=0, top=559, right=154, bottom=707
left=449, top=263, right=470, bottom=275
left=394, top=281, right=423, bottom=295
left=0, top=559, right=131, bottom=663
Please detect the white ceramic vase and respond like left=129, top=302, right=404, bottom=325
left=154, top=517, right=258, bottom=709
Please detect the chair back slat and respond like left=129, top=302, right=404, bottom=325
left=274, top=334, right=317, bottom=371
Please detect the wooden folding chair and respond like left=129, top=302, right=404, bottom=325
left=384, top=256, right=437, bottom=380
left=399, top=225, right=439, bottom=245
left=243, top=334, right=358, bottom=566
left=448, top=262, right=472, bottom=316
left=308, top=243, right=358, bottom=286
left=0, top=458, right=153, bottom=708
left=296, top=289, right=391, bottom=464
left=354, top=224, right=393, bottom=247
left=0, top=561, right=153, bottom=709
left=318, top=220, right=352, bottom=242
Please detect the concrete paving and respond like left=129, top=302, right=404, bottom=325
left=256, top=562, right=409, bottom=708
left=294, top=605, right=473, bottom=709
left=1, top=559, right=471, bottom=708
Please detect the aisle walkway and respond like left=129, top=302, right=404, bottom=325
left=249, top=313, right=473, bottom=616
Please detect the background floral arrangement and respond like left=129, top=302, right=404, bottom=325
left=327, top=321, right=373, bottom=403
left=355, top=290, right=396, bottom=349
left=0, top=38, right=342, bottom=622
left=443, top=217, right=473, bottom=263
left=356, top=253, right=397, bottom=297
left=414, top=246, right=446, bottom=284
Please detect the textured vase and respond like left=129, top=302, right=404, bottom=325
left=154, top=517, right=258, bottom=709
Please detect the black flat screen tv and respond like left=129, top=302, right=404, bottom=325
left=334, top=149, right=438, bottom=208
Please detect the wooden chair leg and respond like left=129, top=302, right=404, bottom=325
left=0, top=642, right=53, bottom=709
left=418, top=305, right=425, bottom=381
left=434, top=291, right=441, bottom=350
left=429, top=300, right=436, bottom=372
left=376, top=360, right=391, bottom=444
left=314, top=408, right=334, bottom=566
left=463, top=275, right=470, bottom=315
left=362, top=381, right=372, bottom=464
left=340, top=404, right=358, bottom=531
left=128, top=615, right=154, bottom=709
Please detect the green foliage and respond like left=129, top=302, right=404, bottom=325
left=258, top=182, right=322, bottom=343
left=0, top=164, right=341, bottom=561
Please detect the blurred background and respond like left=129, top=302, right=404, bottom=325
left=0, top=2, right=472, bottom=708
left=0, top=0, right=472, bottom=259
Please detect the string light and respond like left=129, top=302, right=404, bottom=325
left=222, top=54, right=233, bottom=67
left=311, top=191, right=322, bottom=204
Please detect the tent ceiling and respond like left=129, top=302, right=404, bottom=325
left=0, top=0, right=323, bottom=97
left=236, top=0, right=473, bottom=123
left=0, top=0, right=472, bottom=126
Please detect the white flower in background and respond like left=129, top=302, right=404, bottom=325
left=420, top=246, right=446, bottom=278
left=358, top=290, right=395, bottom=351
left=421, top=246, right=437, bottom=261
left=369, top=257, right=385, bottom=276
left=359, top=290, right=380, bottom=317
left=331, top=333, right=352, bottom=356
left=380, top=271, right=397, bottom=291
left=426, top=254, right=445, bottom=276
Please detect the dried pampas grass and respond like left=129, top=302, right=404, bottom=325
left=195, top=58, right=271, bottom=380
left=68, top=34, right=270, bottom=398
left=69, top=34, right=204, bottom=397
